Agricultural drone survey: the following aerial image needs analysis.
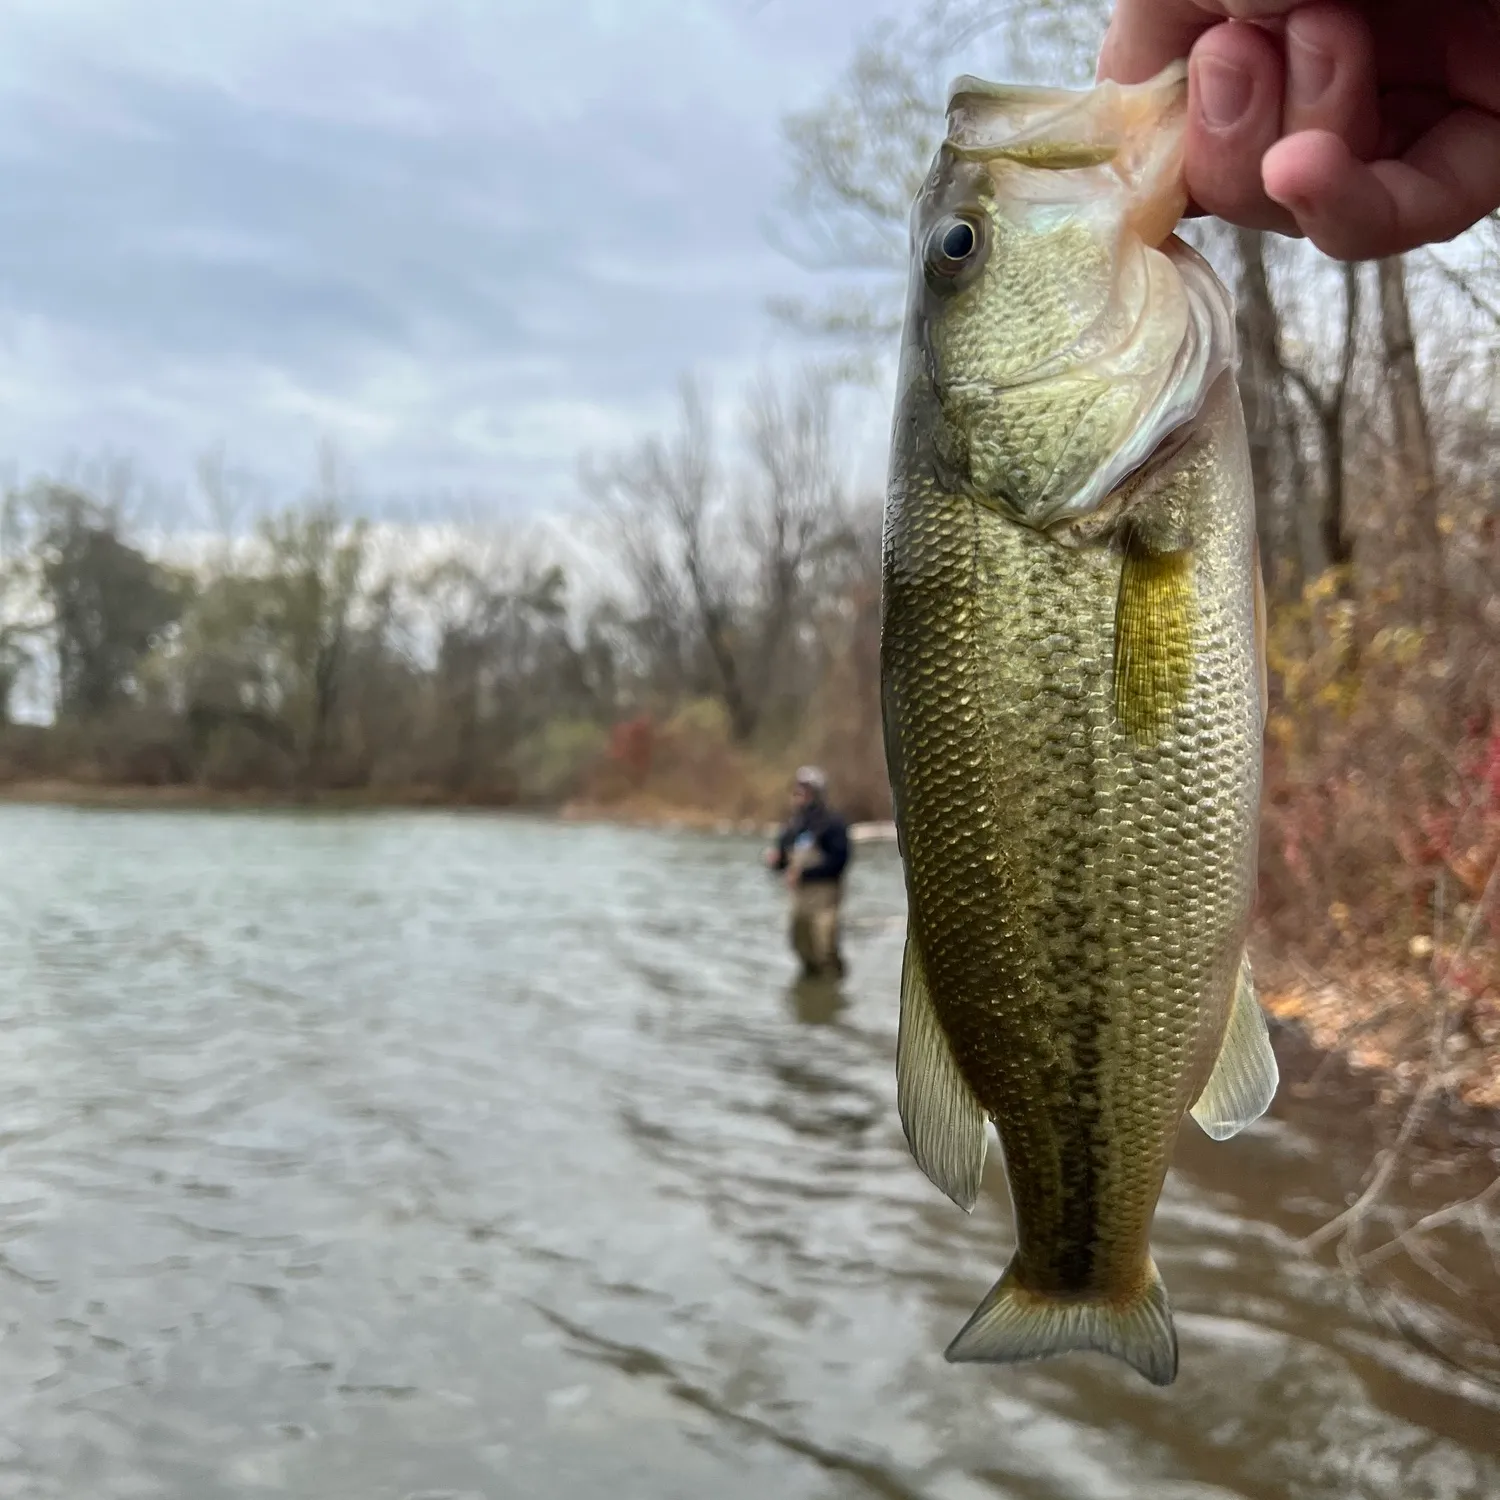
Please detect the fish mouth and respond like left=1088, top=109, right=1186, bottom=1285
left=940, top=62, right=1190, bottom=248
left=944, top=62, right=1187, bottom=159
left=946, top=61, right=1187, bottom=102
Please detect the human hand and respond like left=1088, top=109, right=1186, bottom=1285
left=1096, top=0, right=1500, bottom=258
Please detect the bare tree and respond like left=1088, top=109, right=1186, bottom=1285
left=1377, top=257, right=1443, bottom=617
left=740, top=372, right=849, bottom=726
left=586, top=382, right=752, bottom=736
left=1230, top=227, right=1307, bottom=593
left=1283, top=258, right=1361, bottom=587
left=586, top=374, right=855, bottom=746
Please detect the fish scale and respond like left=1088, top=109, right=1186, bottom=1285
left=881, top=63, right=1276, bottom=1386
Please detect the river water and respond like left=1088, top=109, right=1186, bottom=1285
left=0, top=804, right=1495, bottom=1499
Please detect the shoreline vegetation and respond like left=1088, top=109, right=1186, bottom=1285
left=3, top=770, right=1495, bottom=1118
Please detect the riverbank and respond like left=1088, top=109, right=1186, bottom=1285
left=557, top=794, right=898, bottom=844
left=1256, top=955, right=1500, bottom=1113
left=0, top=778, right=900, bottom=838
left=0, top=778, right=519, bottom=811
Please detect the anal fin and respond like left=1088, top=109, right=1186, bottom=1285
left=896, top=935, right=986, bottom=1211
left=1191, top=952, right=1279, bottom=1141
left=946, top=1256, right=1178, bottom=1387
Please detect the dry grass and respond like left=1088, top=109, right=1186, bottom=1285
left=1258, top=957, right=1500, bottom=1111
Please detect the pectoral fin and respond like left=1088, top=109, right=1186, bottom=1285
left=1113, top=544, right=1196, bottom=743
left=897, top=935, right=986, bottom=1211
left=1190, top=953, right=1279, bottom=1141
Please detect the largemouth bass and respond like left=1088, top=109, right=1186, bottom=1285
left=881, top=62, right=1276, bottom=1387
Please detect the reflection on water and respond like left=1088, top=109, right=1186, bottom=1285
left=0, top=804, right=1494, bottom=1499
left=786, top=974, right=848, bottom=1028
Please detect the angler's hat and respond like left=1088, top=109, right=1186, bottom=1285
left=794, top=765, right=828, bottom=795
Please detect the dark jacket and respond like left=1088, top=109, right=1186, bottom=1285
left=770, top=802, right=850, bottom=885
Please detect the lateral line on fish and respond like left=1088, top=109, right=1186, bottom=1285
left=967, top=504, right=1119, bottom=1295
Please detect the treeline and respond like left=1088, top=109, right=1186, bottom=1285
left=0, top=374, right=891, bottom=821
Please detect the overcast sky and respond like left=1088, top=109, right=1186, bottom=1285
left=0, top=0, right=928, bottom=523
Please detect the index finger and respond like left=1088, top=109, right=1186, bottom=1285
left=1264, top=112, right=1500, bottom=256
left=1097, top=0, right=1303, bottom=83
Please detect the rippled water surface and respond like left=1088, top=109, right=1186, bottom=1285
left=0, top=804, right=1496, bottom=1499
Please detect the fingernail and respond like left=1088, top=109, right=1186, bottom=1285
left=1287, top=33, right=1335, bottom=110
left=1195, top=57, right=1253, bottom=131
left=1263, top=182, right=1309, bottom=213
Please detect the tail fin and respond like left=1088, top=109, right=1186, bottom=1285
left=945, top=1257, right=1178, bottom=1386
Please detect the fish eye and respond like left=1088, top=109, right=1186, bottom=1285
left=925, top=212, right=986, bottom=287
left=941, top=221, right=975, bottom=259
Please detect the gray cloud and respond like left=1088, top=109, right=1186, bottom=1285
left=0, top=0, right=897, bottom=521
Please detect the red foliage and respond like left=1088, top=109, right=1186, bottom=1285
left=607, top=716, right=655, bottom=786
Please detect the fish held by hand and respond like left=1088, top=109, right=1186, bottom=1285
left=881, top=61, right=1276, bottom=1388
